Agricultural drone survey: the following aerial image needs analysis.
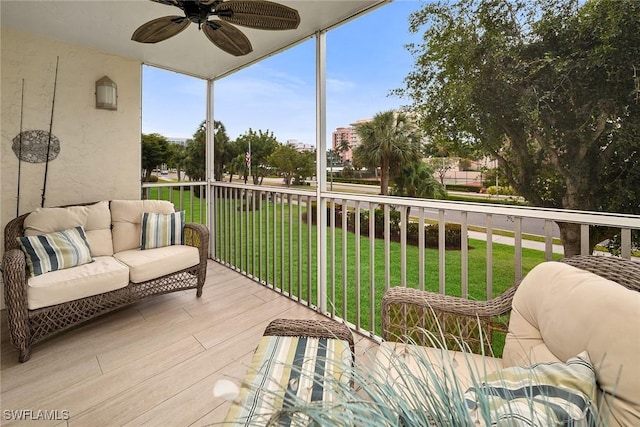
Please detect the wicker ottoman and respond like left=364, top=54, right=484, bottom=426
left=224, top=318, right=355, bottom=426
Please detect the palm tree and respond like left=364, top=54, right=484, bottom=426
left=171, top=143, right=187, bottom=181
left=336, top=134, right=351, bottom=163
left=353, top=110, right=422, bottom=195
left=392, top=161, right=445, bottom=200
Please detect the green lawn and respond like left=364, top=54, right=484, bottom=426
left=212, top=196, right=561, bottom=352
left=144, top=186, right=206, bottom=224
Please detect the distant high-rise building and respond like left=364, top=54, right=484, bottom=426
left=331, top=118, right=370, bottom=162
left=286, top=139, right=315, bottom=153
left=166, top=137, right=189, bottom=146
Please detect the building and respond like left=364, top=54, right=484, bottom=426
left=286, top=139, right=315, bottom=153
left=331, top=119, right=371, bottom=163
left=166, top=137, right=189, bottom=146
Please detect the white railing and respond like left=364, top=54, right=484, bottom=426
left=144, top=180, right=640, bottom=340
left=141, top=181, right=207, bottom=224
left=211, top=181, right=640, bottom=338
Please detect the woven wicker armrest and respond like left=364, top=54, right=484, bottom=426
left=183, top=222, right=209, bottom=297
left=184, top=223, right=209, bottom=254
left=264, top=318, right=355, bottom=357
left=560, top=255, right=640, bottom=292
left=2, top=249, right=30, bottom=352
left=2, top=249, right=28, bottom=303
left=381, top=285, right=518, bottom=354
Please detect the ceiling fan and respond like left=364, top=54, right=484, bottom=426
left=132, top=0, right=300, bottom=57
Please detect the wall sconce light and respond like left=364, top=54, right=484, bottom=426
left=95, top=76, right=117, bottom=110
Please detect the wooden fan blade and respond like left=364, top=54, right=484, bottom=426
left=216, top=1, right=300, bottom=30
left=132, top=16, right=190, bottom=43
left=203, top=20, right=253, bottom=56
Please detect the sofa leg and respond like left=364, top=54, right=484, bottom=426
left=196, top=288, right=203, bottom=298
left=19, top=347, right=32, bottom=363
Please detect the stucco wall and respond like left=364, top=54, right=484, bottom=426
left=1, top=28, right=142, bottom=308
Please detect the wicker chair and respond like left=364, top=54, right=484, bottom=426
left=2, top=203, right=209, bottom=362
left=381, top=255, right=640, bottom=353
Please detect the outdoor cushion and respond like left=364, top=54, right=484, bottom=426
left=374, top=342, right=503, bottom=411
left=224, top=334, right=353, bottom=425
left=18, top=226, right=93, bottom=276
left=140, top=211, right=185, bottom=249
left=23, top=201, right=113, bottom=257
left=464, top=351, right=598, bottom=426
left=114, top=245, right=199, bottom=283
left=111, top=200, right=175, bottom=253
left=503, top=261, right=640, bottom=427
left=27, top=256, right=129, bottom=310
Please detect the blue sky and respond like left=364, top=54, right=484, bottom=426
left=142, top=1, right=423, bottom=146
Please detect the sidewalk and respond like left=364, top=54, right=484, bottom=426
left=468, top=230, right=565, bottom=255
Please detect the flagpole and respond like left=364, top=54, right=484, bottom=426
left=247, top=139, right=251, bottom=182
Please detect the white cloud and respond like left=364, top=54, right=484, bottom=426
left=327, top=77, right=356, bottom=92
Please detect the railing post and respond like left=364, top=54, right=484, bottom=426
left=206, top=78, right=215, bottom=259
left=315, top=29, right=328, bottom=313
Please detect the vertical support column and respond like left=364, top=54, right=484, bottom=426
left=621, top=228, right=631, bottom=259
left=206, top=79, right=215, bottom=259
left=315, top=30, right=328, bottom=313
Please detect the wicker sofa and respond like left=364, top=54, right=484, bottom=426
left=379, top=255, right=640, bottom=427
left=2, top=200, right=208, bottom=362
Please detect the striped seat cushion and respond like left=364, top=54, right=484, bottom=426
left=140, top=211, right=184, bottom=250
left=18, top=226, right=93, bottom=276
left=464, top=351, right=599, bottom=426
left=225, top=335, right=353, bottom=426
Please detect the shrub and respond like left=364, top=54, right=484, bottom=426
left=304, top=207, right=464, bottom=250
left=353, top=209, right=401, bottom=238
left=407, top=222, right=463, bottom=249
left=486, top=185, right=517, bottom=196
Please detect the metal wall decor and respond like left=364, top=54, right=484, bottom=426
left=11, top=130, right=60, bottom=163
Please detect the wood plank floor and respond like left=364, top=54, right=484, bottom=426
left=0, top=261, right=380, bottom=426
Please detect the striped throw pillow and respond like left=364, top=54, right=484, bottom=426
left=225, top=335, right=353, bottom=425
left=140, top=211, right=185, bottom=250
left=18, top=226, right=93, bottom=276
left=464, top=351, right=599, bottom=426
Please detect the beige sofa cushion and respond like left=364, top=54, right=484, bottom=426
left=503, top=261, right=640, bottom=427
left=23, top=201, right=113, bottom=257
left=110, top=200, right=175, bottom=253
left=374, top=342, right=503, bottom=410
left=113, top=245, right=199, bottom=283
left=27, top=256, right=129, bottom=310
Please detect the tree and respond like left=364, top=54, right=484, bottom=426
left=212, top=121, right=234, bottom=181
left=353, top=110, right=422, bottom=195
left=392, top=160, right=445, bottom=200
left=425, top=157, right=457, bottom=188
left=141, top=133, right=169, bottom=181
left=182, top=120, right=233, bottom=184
left=268, top=145, right=315, bottom=187
left=294, top=150, right=316, bottom=185
left=184, top=123, right=206, bottom=183
left=235, top=129, right=279, bottom=185
left=397, top=0, right=640, bottom=256
left=167, top=143, right=187, bottom=181
left=228, top=153, right=247, bottom=183
left=336, top=134, right=351, bottom=163
left=392, top=159, right=446, bottom=225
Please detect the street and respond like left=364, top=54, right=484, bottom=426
left=260, top=177, right=561, bottom=238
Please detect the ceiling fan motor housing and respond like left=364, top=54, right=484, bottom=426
left=182, top=0, right=232, bottom=27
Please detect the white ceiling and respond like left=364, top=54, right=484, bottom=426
left=1, top=0, right=388, bottom=80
